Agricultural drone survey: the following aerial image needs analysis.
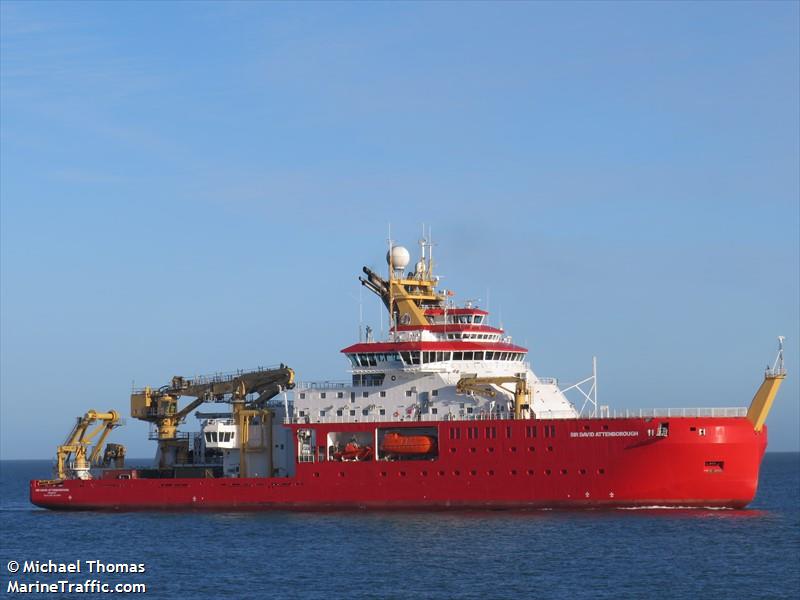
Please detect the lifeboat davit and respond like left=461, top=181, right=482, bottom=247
left=380, top=432, right=436, bottom=455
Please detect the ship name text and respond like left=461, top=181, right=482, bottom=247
left=570, top=431, right=640, bottom=438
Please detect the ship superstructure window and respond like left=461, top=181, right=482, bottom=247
left=422, top=351, right=453, bottom=363
left=349, top=352, right=402, bottom=367
left=432, top=389, right=439, bottom=396
left=400, top=352, right=421, bottom=365
left=321, top=392, right=326, bottom=399
left=380, top=391, right=386, bottom=397
left=337, top=392, right=344, bottom=399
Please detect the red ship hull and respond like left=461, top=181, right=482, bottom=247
left=30, top=417, right=767, bottom=510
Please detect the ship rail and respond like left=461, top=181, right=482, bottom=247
left=132, top=365, right=285, bottom=394
left=284, top=406, right=748, bottom=425
left=595, top=407, right=748, bottom=419
left=295, top=381, right=349, bottom=390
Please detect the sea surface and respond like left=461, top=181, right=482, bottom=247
left=1, top=454, right=798, bottom=599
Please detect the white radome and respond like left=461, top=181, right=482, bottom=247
left=387, top=245, right=410, bottom=271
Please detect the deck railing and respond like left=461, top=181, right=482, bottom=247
left=284, top=406, right=748, bottom=425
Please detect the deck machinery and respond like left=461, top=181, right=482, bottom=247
left=53, top=366, right=294, bottom=480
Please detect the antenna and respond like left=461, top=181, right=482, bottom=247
left=358, top=286, right=363, bottom=342
left=428, top=224, right=434, bottom=278
left=379, top=294, right=384, bottom=338
left=387, top=224, right=395, bottom=337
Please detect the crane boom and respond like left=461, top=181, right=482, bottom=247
left=130, top=365, right=295, bottom=468
left=56, top=410, right=121, bottom=480
left=456, top=375, right=532, bottom=419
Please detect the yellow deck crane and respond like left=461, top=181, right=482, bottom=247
left=747, top=337, right=787, bottom=432
left=130, top=366, right=295, bottom=472
left=56, top=410, right=122, bottom=480
left=456, top=375, right=532, bottom=419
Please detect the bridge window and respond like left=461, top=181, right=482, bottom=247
left=474, top=316, right=483, bottom=324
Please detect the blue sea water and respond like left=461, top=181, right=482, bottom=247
left=1, top=454, right=798, bottom=599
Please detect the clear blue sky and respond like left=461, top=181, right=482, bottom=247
left=1, top=1, right=798, bottom=458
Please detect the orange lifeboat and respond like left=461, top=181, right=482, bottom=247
left=380, top=432, right=436, bottom=455
left=334, top=442, right=374, bottom=461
